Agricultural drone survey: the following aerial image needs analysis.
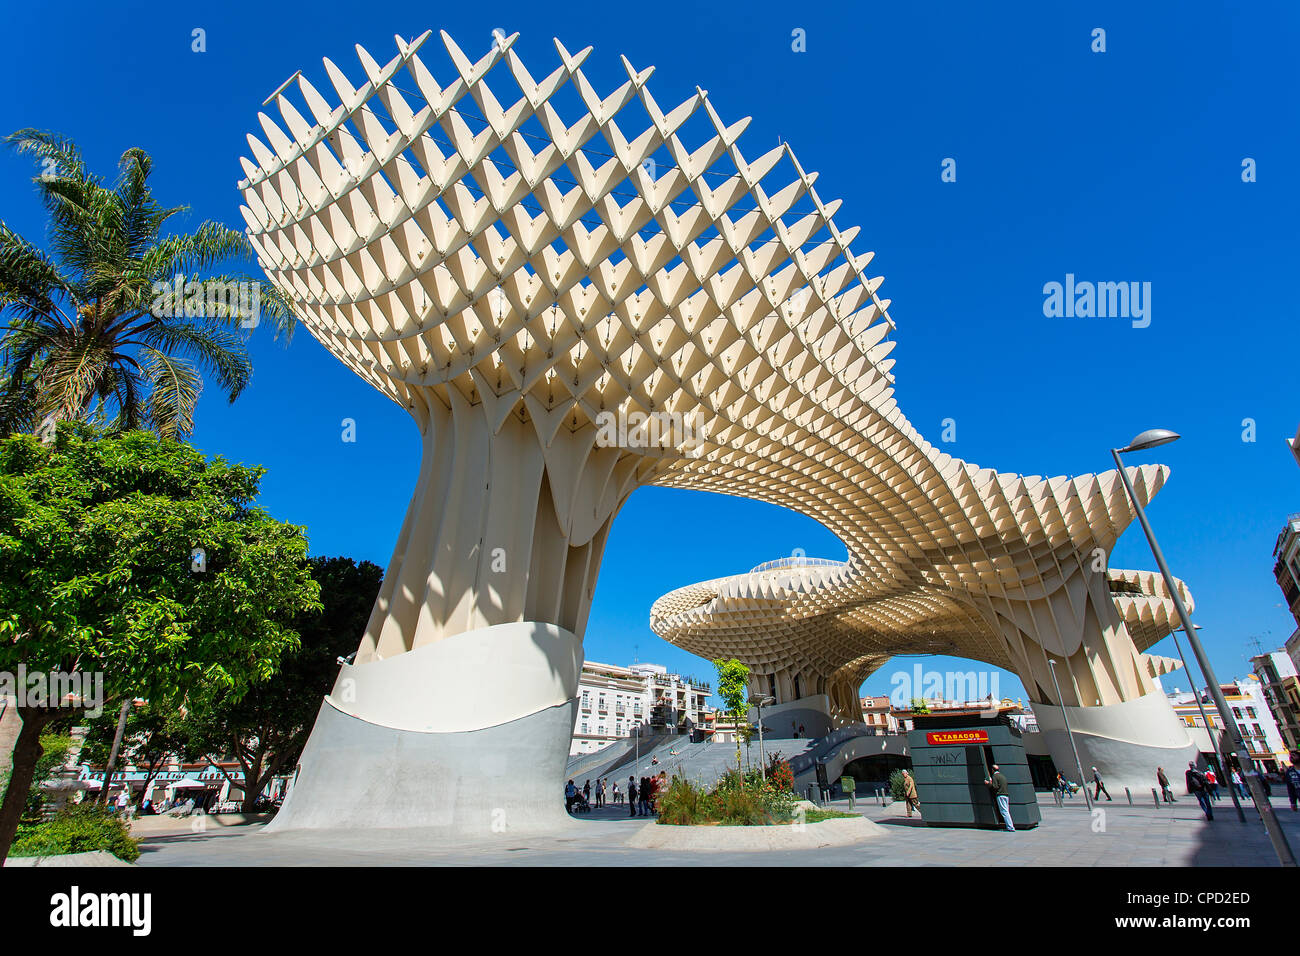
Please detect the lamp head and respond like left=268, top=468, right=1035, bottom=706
left=1118, top=428, right=1180, bottom=454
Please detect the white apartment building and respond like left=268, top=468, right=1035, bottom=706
left=1251, top=651, right=1300, bottom=754
left=1167, top=675, right=1293, bottom=772
left=570, top=661, right=714, bottom=755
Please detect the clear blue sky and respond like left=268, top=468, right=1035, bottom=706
left=4, top=1, right=1297, bottom=707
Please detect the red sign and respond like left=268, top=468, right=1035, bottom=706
left=925, top=730, right=989, bottom=745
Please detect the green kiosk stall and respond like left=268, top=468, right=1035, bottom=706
left=905, top=712, right=1041, bottom=829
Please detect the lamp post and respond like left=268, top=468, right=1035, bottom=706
left=1046, top=658, right=1093, bottom=810
left=751, top=695, right=775, bottom=779
left=1111, top=428, right=1295, bottom=866
left=1169, top=624, right=1246, bottom=822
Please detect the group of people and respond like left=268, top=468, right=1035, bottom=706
left=564, top=770, right=671, bottom=816
left=1182, top=752, right=1300, bottom=821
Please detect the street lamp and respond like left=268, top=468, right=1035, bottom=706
left=1111, top=429, right=1295, bottom=866
left=750, top=695, right=775, bottom=779
left=1168, top=624, right=1246, bottom=822
left=1046, top=658, right=1093, bottom=810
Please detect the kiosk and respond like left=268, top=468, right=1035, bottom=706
left=906, top=712, right=1041, bottom=829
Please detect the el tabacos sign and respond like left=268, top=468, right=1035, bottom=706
left=925, top=729, right=989, bottom=745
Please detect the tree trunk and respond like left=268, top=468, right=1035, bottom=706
left=97, top=699, right=131, bottom=806
left=0, top=707, right=53, bottom=862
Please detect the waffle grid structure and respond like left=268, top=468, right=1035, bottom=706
left=239, top=31, right=1197, bottom=826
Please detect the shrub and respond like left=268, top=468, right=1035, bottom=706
left=655, top=766, right=796, bottom=826
left=9, top=804, right=141, bottom=862
left=889, top=769, right=909, bottom=801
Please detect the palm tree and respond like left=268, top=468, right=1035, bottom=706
left=0, top=130, right=296, bottom=438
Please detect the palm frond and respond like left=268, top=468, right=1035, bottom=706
left=140, top=347, right=200, bottom=439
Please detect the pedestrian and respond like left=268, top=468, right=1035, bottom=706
left=1054, top=772, right=1070, bottom=801
left=594, top=778, right=603, bottom=807
left=791, top=720, right=798, bottom=738
left=640, top=776, right=652, bottom=815
left=565, top=779, right=577, bottom=812
left=1157, top=766, right=1175, bottom=803
left=583, top=779, right=591, bottom=806
left=1091, top=766, right=1112, bottom=801
left=1205, top=766, right=1221, bottom=801
left=798, top=723, right=805, bottom=738
left=612, top=780, right=621, bottom=805
left=1229, top=768, right=1245, bottom=801
left=983, top=764, right=1015, bottom=831
left=1186, top=762, right=1213, bottom=821
left=115, top=789, right=130, bottom=817
left=1284, top=756, right=1300, bottom=812
left=628, top=776, right=638, bottom=817
left=901, top=769, right=921, bottom=818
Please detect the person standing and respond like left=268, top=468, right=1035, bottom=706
left=565, top=779, right=577, bottom=812
left=1228, top=768, right=1245, bottom=801
left=901, top=769, right=921, bottom=818
left=1091, top=766, right=1112, bottom=801
left=612, top=780, right=620, bottom=805
left=583, top=779, right=591, bottom=807
left=984, top=764, right=1015, bottom=831
left=1186, top=762, right=1213, bottom=821
left=628, top=776, right=638, bottom=816
left=1055, top=772, right=1070, bottom=802
left=1284, top=756, right=1299, bottom=811
left=1157, top=766, right=1175, bottom=803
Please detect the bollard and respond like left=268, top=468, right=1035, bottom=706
left=1152, top=787, right=1160, bottom=807
left=1125, top=787, right=1132, bottom=806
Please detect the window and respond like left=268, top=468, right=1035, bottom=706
left=581, top=693, right=590, bottom=710
left=1246, top=707, right=1257, bottom=719
left=1233, top=707, right=1242, bottom=719
left=581, top=722, right=588, bottom=734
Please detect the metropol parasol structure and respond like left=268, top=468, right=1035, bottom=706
left=239, top=30, right=1199, bottom=833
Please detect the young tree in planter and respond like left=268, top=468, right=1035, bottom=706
left=172, top=557, right=383, bottom=811
left=713, top=658, right=750, bottom=769
left=0, top=425, right=321, bottom=859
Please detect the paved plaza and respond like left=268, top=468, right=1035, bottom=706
left=132, top=794, right=1300, bottom=867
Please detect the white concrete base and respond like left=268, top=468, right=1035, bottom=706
left=268, top=622, right=582, bottom=835
left=749, top=695, right=834, bottom=739
left=1033, top=691, right=1201, bottom=794
left=626, top=815, right=883, bottom=850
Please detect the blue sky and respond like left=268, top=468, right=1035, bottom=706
left=4, top=0, right=1297, bottom=707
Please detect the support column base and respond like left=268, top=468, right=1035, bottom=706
left=268, top=621, right=581, bottom=836
left=1033, top=691, right=1200, bottom=794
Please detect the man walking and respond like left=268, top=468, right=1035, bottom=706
left=628, top=776, right=638, bottom=817
left=1186, top=762, right=1213, bottom=821
left=1091, top=766, right=1112, bottom=801
left=1157, top=766, right=1175, bottom=803
left=1284, top=755, right=1300, bottom=811
left=1205, top=766, right=1220, bottom=801
left=984, top=764, right=1015, bottom=832
left=901, top=769, right=921, bottom=818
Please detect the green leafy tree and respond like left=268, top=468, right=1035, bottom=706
left=0, top=130, right=296, bottom=438
left=910, top=697, right=930, bottom=715
left=712, top=658, right=750, bottom=768
left=0, top=425, right=321, bottom=860
left=171, top=556, right=383, bottom=811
